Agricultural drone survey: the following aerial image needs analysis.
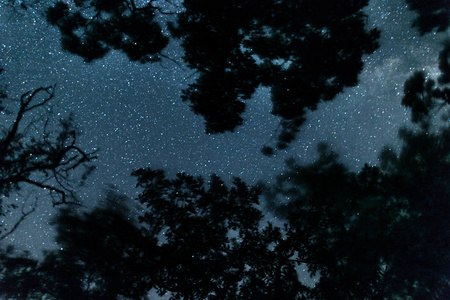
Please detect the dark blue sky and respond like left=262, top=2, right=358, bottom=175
left=0, top=0, right=446, bottom=261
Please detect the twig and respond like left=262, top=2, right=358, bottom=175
left=0, top=197, right=38, bottom=242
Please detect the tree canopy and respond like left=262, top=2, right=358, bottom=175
left=264, top=121, right=450, bottom=298
left=46, top=0, right=380, bottom=152
left=1, top=0, right=449, bottom=299
left=2, top=114, right=449, bottom=298
left=0, top=189, right=156, bottom=299
left=2, top=64, right=450, bottom=296
left=1, top=173, right=305, bottom=299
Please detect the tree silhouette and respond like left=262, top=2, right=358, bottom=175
left=405, top=0, right=449, bottom=35
left=45, top=0, right=380, bottom=152
left=1, top=173, right=306, bottom=299
left=263, top=73, right=450, bottom=298
left=0, top=72, right=97, bottom=241
left=402, top=70, right=449, bottom=125
left=438, top=40, right=450, bottom=84
left=262, top=32, right=450, bottom=294
left=378, top=125, right=450, bottom=298
left=263, top=145, right=392, bottom=299
left=133, top=168, right=304, bottom=298
left=0, top=245, right=43, bottom=299
left=0, top=188, right=158, bottom=300
left=46, top=0, right=171, bottom=63
left=41, top=189, right=158, bottom=299
left=405, top=0, right=450, bottom=99
left=173, top=0, right=380, bottom=151
left=264, top=123, right=449, bottom=298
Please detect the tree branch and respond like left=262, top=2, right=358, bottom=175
left=0, top=197, right=37, bottom=242
left=0, top=85, right=55, bottom=160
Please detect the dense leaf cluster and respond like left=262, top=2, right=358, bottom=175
left=46, top=0, right=169, bottom=63
left=265, top=124, right=450, bottom=298
left=405, top=0, right=449, bottom=35
left=176, top=0, right=380, bottom=151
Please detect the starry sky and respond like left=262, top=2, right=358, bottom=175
left=0, top=0, right=447, bottom=254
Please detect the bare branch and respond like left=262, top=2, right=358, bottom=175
left=0, top=85, right=56, bottom=159
left=22, top=85, right=55, bottom=112
left=1, top=84, right=96, bottom=206
left=0, top=197, right=38, bottom=242
left=158, top=53, right=185, bottom=69
left=20, top=178, right=81, bottom=206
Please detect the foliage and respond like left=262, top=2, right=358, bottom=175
left=438, top=40, right=450, bottom=85
left=46, top=0, right=170, bottom=63
left=172, top=0, right=380, bottom=151
left=133, top=168, right=304, bottom=299
left=261, top=34, right=450, bottom=296
left=0, top=246, right=42, bottom=299
left=0, top=173, right=306, bottom=299
left=405, top=0, right=449, bottom=35
left=40, top=190, right=157, bottom=299
left=4, top=120, right=448, bottom=299
left=402, top=70, right=449, bottom=124
left=405, top=0, right=450, bottom=102
left=263, top=80, right=450, bottom=299
left=0, top=189, right=157, bottom=300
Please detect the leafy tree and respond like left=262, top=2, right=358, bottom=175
left=264, top=71, right=450, bottom=299
left=46, top=0, right=172, bottom=63
left=405, top=0, right=450, bottom=100
left=0, top=71, right=97, bottom=241
left=402, top=70, right=449, bottom=125
left=0, top=188, right=158, bottom=300
left=265, top=123, right=450, bottom=298
left=263, top=145, right=395, bottom=299
left=133, top=168, right=304, bottom=299
left=0, top=245, right=43, bottom=299
left=438, top=40, right=450, bottom=84
left=1, top=173, right=305, bottom=299
left=172, top=0, right=380, bottom=151
left=378, top=125, right=450, bottom=299
left=40, top=189, right=157, bottom=300
left=262, top=31, right=450, bottom=294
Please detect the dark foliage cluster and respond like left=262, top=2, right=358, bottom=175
left=175, top=0, right=380, bottom=151
left=0, top=174, right=303, bottom=299
left=264, top=123, right=450, bottom=298
left=405, top=0, right=449, bottom=35
left=46, top=0, right=170, bottom=63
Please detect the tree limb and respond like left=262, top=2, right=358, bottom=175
left=0, top=197, right=37, bottom=242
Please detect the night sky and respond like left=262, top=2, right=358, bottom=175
left=0, top=0, right=446, bottom=258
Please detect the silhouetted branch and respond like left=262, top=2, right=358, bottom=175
left=158, top=53, right=185, bottom=69
left=0, top=85, right=55, bottom=160
left=0, top=83, right=96, bottom=236
left=0, top=197, right=37, bottom=242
